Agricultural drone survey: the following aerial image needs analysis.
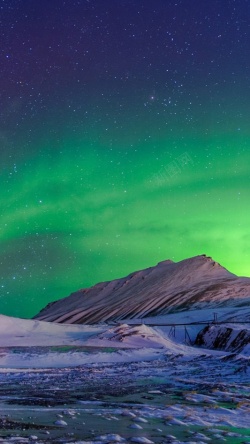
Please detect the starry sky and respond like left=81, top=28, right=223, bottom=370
left=1, top=0, right=250, bottom=318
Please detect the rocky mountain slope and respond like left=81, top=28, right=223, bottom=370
left=34, top=255, right=250, bottom=324
left=195, top=323, right=250, bottom=355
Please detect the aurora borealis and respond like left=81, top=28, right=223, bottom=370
left=1, top=0, right=250, bottom=318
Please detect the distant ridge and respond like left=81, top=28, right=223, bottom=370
left=34, top=255, right=250, bottom=324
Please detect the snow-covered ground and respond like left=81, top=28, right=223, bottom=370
left=0, top=307, right=249, bottom=443
left=1, top=306, right=249, bottom=368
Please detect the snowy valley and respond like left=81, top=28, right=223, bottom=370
left=0, top=255, right=249, bottom=443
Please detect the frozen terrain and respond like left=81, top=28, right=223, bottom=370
left=0, top=304, right=249, bottom=444
left=0, top=255, right=249, bottom=442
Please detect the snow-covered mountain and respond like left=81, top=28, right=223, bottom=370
left=34, top=255, right=250, bottom=324
left=1, top=255, right=249, bottom=442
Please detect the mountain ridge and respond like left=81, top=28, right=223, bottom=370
left=34, top=254, right=250, bottom=324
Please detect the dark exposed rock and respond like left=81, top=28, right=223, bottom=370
left=195, top=324, right=250, bottom=353
left=213, top=327, right=233, bottom=349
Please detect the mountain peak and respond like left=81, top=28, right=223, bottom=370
left=156, top=259, right=175, bottom=266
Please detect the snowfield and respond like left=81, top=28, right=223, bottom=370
left=0, top=304, right=249, bottom=443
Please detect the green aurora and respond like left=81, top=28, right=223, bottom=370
left=1, top=131, right=250, bottom=318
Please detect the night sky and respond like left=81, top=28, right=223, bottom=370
left=1, top=0, right=250, bottom=318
